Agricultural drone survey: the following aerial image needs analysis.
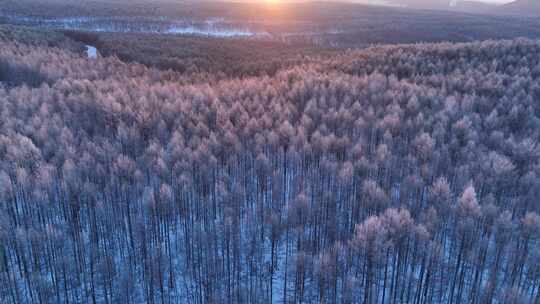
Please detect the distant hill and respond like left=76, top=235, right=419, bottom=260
left=354, top=0, right=540, bottom=16
left=494, top=0, right=540, bottom=16
left=355, top=0, right=497, bottom=13
left=451, top=0, right=495, bottom=13
left=384, top=0, right=450, bottom=9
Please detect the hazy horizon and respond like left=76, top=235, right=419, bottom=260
left=239, top=0, right=516, bottom=4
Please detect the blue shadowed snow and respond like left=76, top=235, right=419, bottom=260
left=86, top=45, right=98, bottom=58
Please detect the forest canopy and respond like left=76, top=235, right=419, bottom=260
left=1, top=26, right=540, bottom=304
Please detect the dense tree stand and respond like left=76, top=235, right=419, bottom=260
left=1, top=29, right=540, bottom=303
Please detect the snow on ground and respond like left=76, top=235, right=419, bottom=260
left=1, top=14, right=270, bottom=38
left=86, top=45, right=98, bottom=58
left=165, top=26, right=268, bottom=37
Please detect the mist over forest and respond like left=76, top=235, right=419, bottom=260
left=1, top=1, right=540, bottom=304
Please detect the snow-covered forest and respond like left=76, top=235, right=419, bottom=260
left=2, top=25, right=540, bottom=304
